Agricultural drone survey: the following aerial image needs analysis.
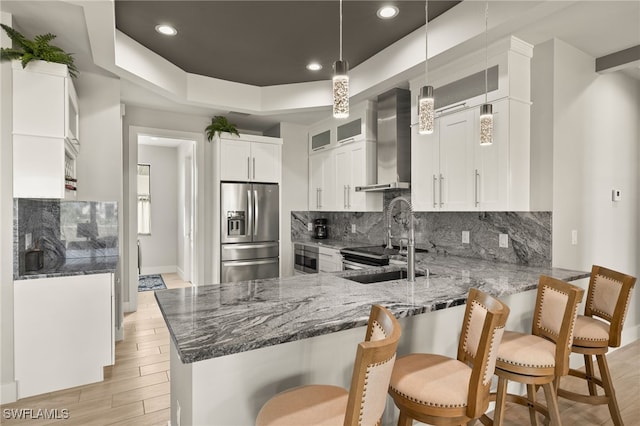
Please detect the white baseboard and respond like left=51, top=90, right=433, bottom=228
left=115, top=324, right=124, bottom=342
left=177, top=266, right=185, bottom=281
left=141, top=265, right=177, bottom=275
left=1, top=380, right=17, bottom=404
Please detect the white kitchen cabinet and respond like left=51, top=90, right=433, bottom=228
left=334, top=141, right=382, bottom=211
left=12, top=60, right=79, bottom=199
left=309, top=150, right=336, bottom=211
left=219, top=136, right=281, bottom=183
left=308, top=100, right=376, bottom=153
left=318, top=246, right=343, bottom=272
left=335, top=100, right=377, bottom=145
left=14, top=273, right=114, bottom=398
left=412, top=99, right=529, bottom=212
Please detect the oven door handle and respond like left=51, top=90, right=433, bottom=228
left=342, top=259, right=366, bottom=270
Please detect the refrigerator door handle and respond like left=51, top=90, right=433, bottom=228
left=253, top=189, right=259, bottom=236
left=222, top=258, right=279, bottom=267
left=247, top=189, right=253, bottom=237
left=222, top=242, right=278, bottom=250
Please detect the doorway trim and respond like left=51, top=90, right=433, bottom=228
left=125, top=126, right=204, bottom=313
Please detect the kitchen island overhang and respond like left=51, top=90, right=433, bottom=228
left=155, top=255, right=589, bottom=425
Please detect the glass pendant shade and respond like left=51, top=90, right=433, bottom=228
left=418, top=85, right=434, bottom=135
left=480, top=103, right=493, bottom=145
left=332, top=60, right=349, bottom=119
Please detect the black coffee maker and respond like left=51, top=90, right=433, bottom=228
left=313, top=218, right=328, bottom=239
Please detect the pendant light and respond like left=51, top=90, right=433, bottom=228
left=479, top=1, right=493, bottom=145
left=418, top=0, right=434, bottom=135
left=333, top=0, right=349, bottom=118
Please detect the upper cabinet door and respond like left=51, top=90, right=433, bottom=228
left=220, top=139, right=252, bottom=181
left=412, top=122, right=440, bottom=211
left=251, top=142, right=281, bottom=183
left=438, top=109, right=475, bottom=211
left=474, top=99, right=509, bottom=210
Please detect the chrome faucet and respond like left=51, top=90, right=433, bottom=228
left=386, top=196, right=415, bottom=282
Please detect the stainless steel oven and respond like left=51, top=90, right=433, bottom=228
left=293, top=243, right=319, bottom=274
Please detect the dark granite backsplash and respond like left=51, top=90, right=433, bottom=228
left=292, top=191, right=551, bottom=266
left=14, top=199, right=118, bottom=277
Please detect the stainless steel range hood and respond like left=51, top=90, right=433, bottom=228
left=356, top=88, right=411, bottom=192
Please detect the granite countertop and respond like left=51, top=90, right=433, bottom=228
left=14, top=256, right=119, bottom=280
left=155, top=253, right=589, bottom=364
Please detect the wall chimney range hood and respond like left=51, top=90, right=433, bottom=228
left=356, top=88, right=411, bottom=192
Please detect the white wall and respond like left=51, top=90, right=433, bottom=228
left=0, top=10, right=16, bottom=404
left=265, top=122, right=309, bottom=277
left=533, top=39, right=640, bottom=342
left=138, top=144, right=178, bottom=274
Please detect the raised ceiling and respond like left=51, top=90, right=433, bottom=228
left=114, top=1, right=461, bottom=87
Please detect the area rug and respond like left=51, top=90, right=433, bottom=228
left=138, top=274, right=167, bottom=292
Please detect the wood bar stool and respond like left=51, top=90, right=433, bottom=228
left=256, top=304, right=401, bottom=426
left=481, top=276, right=584, bottom=426
left=388, top=288, right=510, bottom=426
left=557, top=265, right=636, bottom=426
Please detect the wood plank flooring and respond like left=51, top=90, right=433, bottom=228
left=1, top=273, right=638, bottom=425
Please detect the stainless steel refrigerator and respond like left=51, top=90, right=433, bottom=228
left=220, top=182, right=279, bottom=283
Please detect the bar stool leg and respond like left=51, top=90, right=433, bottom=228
left=493, top=376, right=508, bottom=426
left=596, top=354, right=623, bottom=426
left=397, top=410, right=413, bottom=426
left=584, top=354, right=598, bottom=396
left=541, top=383, right=562, bottom=426
left=527, top=384, right=540, bottom=426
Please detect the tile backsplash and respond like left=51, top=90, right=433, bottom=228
left=13, top=199, right=118, bottom=277
left=292, top=191, right=551, bottom=266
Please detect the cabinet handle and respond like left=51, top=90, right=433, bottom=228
left=247, top=157, right=251, bottom=180
left=347, top=185, right=351, bottom=208
left=439, top=174, right=444, bottom=207
left=343, top=185, right=347, bottom=209
left=316, top=188, right=320, bottom=209
left=432, top=175, right=437, bottom=208
left=253, top=158, right=256, bottom=180
left=319, top=188, right=322, bottom=208
left=474, top=169, right=480, bottom=207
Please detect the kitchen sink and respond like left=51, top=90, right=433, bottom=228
left=345, top=270, right=425, bottom=284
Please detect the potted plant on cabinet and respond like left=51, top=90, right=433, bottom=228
left=205, top=115, right=240, bottom=141
left=0, top=24, right=78, bottom=78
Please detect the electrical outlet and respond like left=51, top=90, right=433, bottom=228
left=307, top=222, right=313, bottom=232
left=351, top=224, right=356, bottom=233
left=612, top=189, right=622, bottom=202
left=499, top=233, right=509, bottom=248
left=462, top=231, right=470, bottom=244
left=25, top=233, right=32, bottom=249
left=571, top=230, right=578, bottom=245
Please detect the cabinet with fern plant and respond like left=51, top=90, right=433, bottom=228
left=11, top=60, right=79, bottom=199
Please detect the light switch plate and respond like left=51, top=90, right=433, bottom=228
left=571, top=230, right=578, bottom=245
left=351, top=224, right=356, bottom=233
left=462, top=231, right=470, bottom=244
left=307, top=222, right=313, bottom=232
left=499, top=233, right=509, bottom=248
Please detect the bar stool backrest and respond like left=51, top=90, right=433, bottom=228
left=585, top=265, right=636, bottom=348
left=532, top=276, right=585, bottom=376
left=343, top=304, right=402, bottom=426
left=457, top=288, right=510, bottom=419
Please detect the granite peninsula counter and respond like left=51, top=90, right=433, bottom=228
left=155, top=254, right=588, bottom=426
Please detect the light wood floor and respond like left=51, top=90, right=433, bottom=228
left=1, top=274, right=638, bottom=425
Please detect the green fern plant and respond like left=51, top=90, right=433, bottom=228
left=0, top=24, right=78, bottom=78
left=205, top=116, right=240, bottom=141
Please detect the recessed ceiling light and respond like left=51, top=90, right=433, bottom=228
left=155, top=24, right=177, bottom=36
left=377, top=5, right=399, bottom=19
left=306, top=62, right=322, bottom=71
